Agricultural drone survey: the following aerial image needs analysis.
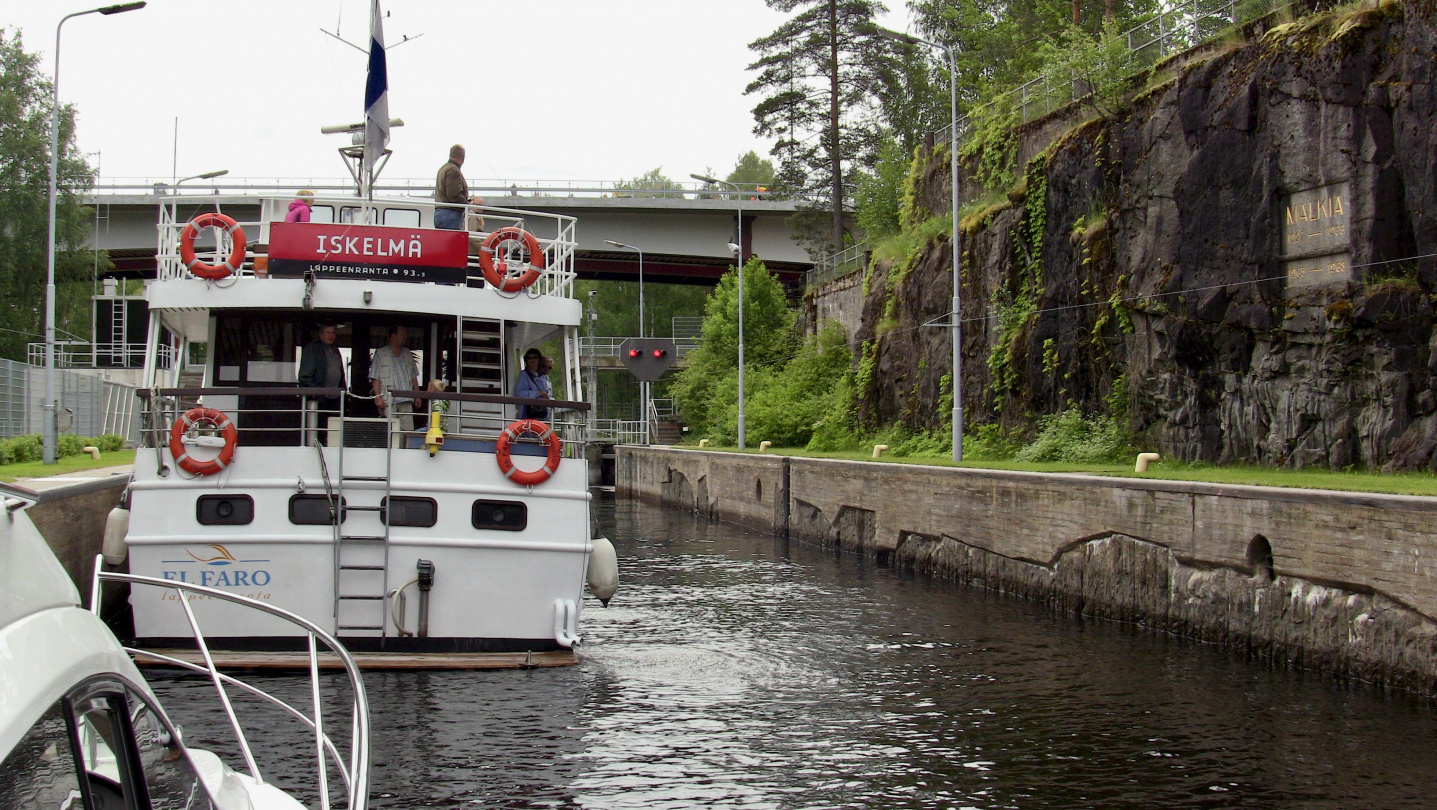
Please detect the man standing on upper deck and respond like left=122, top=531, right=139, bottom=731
left=434, top=145, right=468, bottom=230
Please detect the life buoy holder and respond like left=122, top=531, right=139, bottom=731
left=169, top=407, right=238, bottom=476
left=496, top=419, right=561, bottom=486
left=179, top=213, right=247, bottom=280
left=478, top=227, right=545, bottom=292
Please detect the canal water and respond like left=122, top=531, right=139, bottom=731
left=149, top=494, right=1437, bottom=808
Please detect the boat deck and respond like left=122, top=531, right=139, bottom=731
left=132, top=648, right=577, bottom=670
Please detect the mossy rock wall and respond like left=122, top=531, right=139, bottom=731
left=854, top=1, right=1437, bottom=469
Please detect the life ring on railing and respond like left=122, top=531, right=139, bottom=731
left=478, top=226, right=544, bottom=292
left=169, top=407, right=238, bottom=476
left=179, top=213, right=247, bottom=280
left=496, top=419, right=561, bottom=486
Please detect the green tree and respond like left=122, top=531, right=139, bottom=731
left=614, top=166, right=684, bottom=198
left=1030, top=20, right=1139, bottom=119
left=671, top=259, right=796, bottom=436
left=725, top=150, right=776, bottom=188
left=575, top=279, right=711, bottom=339
left=746, top=0, right=900, bottom=253
left=910, top=0, right=1155, bottom=110
left=853, top=137, right=910, bottom=240
left=0, top=29, right=102, bottom=361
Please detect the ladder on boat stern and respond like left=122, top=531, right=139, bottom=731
left=331, top=418, right=394, bottom=641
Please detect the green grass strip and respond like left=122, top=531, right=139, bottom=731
left=0, top=451, right=137, bottom=483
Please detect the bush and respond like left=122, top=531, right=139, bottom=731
left=7, top=435, right=42, bottom=463
left=1014, top=409, right=1133, bottom=463
left=93, top=434, right=125, bottom=452
left=964, top=424, right=1021, bottom=460
left=57, top=434, right=83, bottom=458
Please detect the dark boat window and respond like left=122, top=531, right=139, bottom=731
left=197, top=494, right=254, bottom=526
left=383, top=496, right=437, bottom=528
left=290, top=494, right=345, bottom=525
left=472, top=499, right=526, bottom=532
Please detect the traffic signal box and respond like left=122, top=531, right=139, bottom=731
left=620, top=338, right=678, bottom=382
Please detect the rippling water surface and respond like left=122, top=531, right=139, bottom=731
left=150, top=494, right=1437, bottom=808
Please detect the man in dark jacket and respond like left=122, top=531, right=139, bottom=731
left=298, top=322, right=345, bottom=437
left=434, top=145, right=468, bottom=230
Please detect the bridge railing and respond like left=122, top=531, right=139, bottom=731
left=93, top=178, right=818, bottom=203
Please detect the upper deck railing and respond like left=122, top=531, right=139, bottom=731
left=94, top=178, right=812, bottom=202
left=154, top=194, right=579, bottom=299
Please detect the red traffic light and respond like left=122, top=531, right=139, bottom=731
left=628, top=349, right=640, bottom=358
left=652, top=349, right=666, bottom=358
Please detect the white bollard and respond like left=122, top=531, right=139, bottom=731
left=873, top=444, right=890, bottom=459
left=698, top=439, right=710, bottom=448
left=759, top=441, right=772, bottom=452
left=82, top=446, right=100, bottom=460
left=1135, top=452, right=1161, bottom=472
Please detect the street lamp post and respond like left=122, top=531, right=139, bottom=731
left=44, top=1, right=146, bottom=464
left=175, top=168, right=229, bottom=188
left=605, top=239, right=648, bottom=443
left=690, top=174, right=747, bottom=450
left=877, top=28, right=963, bottom=462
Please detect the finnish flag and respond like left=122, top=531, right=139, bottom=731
left=363, top=0, right=389, bottom=173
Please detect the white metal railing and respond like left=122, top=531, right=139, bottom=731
left=592, top=418, right=645, bottom=444
left=93, top=561, right=370, bottom=810
left=94, top=178, right=819, bottom=202
left=27, top=340, right=169, bottom=370
left=935, top=0, right=1288, bottom=145
left=810, top=241, right=869, bottom=286
left=579, top=335, right=700, bottom=361
left=154, top=194, right=579, bottom=299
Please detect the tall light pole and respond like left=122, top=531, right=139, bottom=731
left=877, top=28, right=963, bottom=462
left=605, top=239, right=649, bottom=443
left=175, top=168, right=229, bottom=188
left=44, top=1, right=146, bottom=464
left=603, top=240, right=645, bottom=338
left=691, top=174, right=747, bottom=450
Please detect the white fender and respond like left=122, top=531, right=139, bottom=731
left=101, top=506, right=130, bottom=566
left=587, top=536, right=619, bottom=607
left=553, top=599, right=580, bottom=648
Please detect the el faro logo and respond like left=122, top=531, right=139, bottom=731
left=161, top=544, right=272, bottom=587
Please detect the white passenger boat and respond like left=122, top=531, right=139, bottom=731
left=1, top=486, right=370, bottom=809
left=114, top=171, right=617, bottom=661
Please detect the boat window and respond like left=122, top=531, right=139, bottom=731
left=290, top=494, right=344, bottom=525
left=0, top=703, right=84, bottom=810
left=196, top=494, right=254, bottom=526
left=310, top=204, right=334, bottom=224
left=472, top=499, right=527, bottom=532
left=125, top=689, right=215, bottom=810
left=382, top=208, right=421, bottom=227
left=339, top=206, right=375, bottom=225
left=70, top=691, right=135, bottom=810
left=382, top=496, right=437, bottom=528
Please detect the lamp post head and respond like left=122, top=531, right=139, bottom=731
left=99, top=2, right=146, bottom=13
left=198, top=169, right=228, bottom=180
left=690, top=173, right=719, bottom=184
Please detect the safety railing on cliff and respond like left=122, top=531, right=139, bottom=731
left=933, top=0, right=1298, bottom=146
left=809, top=242, right=871, bottom=287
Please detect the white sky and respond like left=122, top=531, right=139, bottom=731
left=3, top=0, right=911, bottom=186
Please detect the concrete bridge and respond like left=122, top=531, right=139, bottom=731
left=86, top=183, right=816, bottom=285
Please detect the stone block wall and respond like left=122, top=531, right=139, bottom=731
left=619, top=446, right=1437, bottom=692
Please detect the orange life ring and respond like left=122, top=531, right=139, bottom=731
left=496, top=419, right=561, bottom=486
left=179, top=213, right=247, bottom=280
left=169, top=407, right=238, bottom=476
left=478, top=227, right=544, bottom=292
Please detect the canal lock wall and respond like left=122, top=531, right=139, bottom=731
left=618, top=446, right=1437, bottom=694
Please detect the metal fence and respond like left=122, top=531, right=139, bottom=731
left=934, top=0, right=1290, bottom=145
left=810, top=242, right=871, bottom=287
left=0, top=358, right=139, bottom=443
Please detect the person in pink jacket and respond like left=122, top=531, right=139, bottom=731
left=285, top=189, right=314, bottom=223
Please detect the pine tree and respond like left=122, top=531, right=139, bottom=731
left=745, top=0, right=898, bottom=255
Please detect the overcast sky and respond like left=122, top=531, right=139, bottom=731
left=4, top=0, right=911, bottom=187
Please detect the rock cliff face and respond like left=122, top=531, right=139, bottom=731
left=852, top=1, right=1437, bottom=468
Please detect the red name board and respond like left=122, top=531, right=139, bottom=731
left=268, top=222, right=470, bottom=284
